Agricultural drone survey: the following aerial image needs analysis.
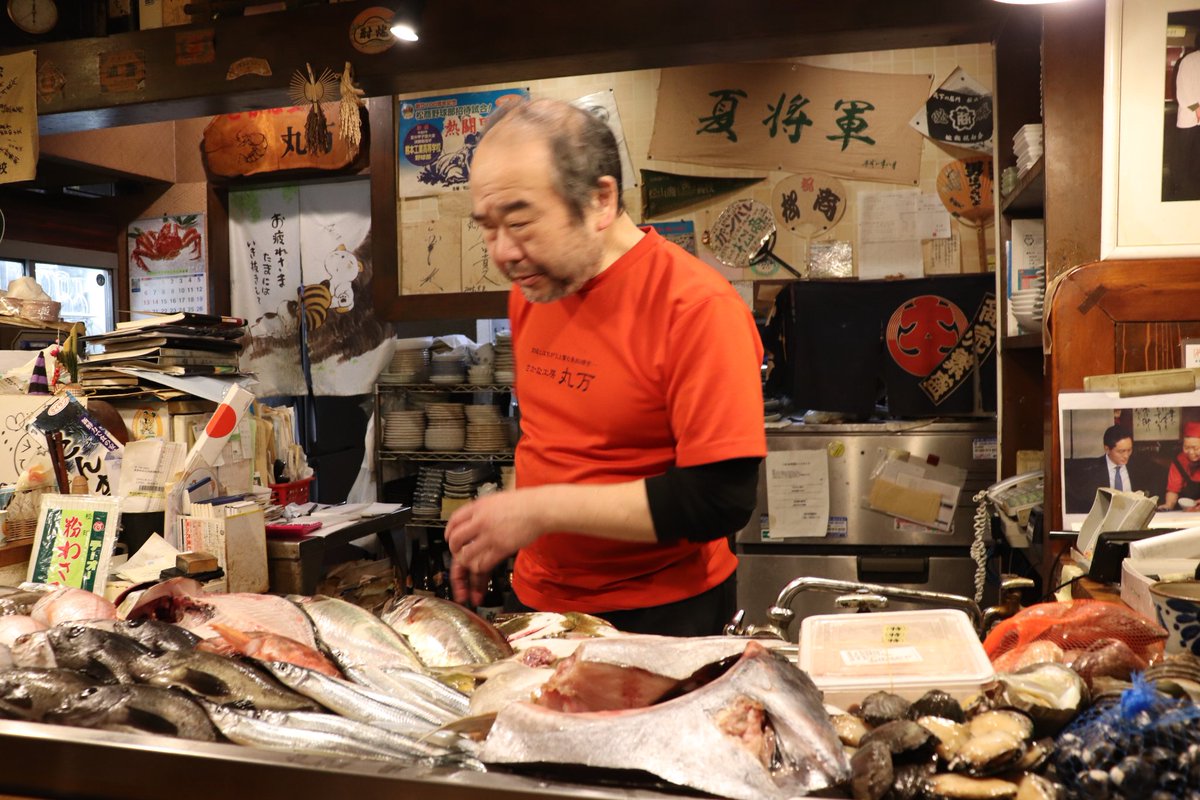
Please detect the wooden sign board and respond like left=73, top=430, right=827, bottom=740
left=202, top=103, right=362, bottom=178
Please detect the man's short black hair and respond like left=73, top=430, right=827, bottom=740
left=1103, top=424, right=1134, bottom=449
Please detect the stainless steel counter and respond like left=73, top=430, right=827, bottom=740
left=0, top=718, right=695, bottom=800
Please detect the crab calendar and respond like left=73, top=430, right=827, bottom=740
left=127, top=214, right=209, bottom=315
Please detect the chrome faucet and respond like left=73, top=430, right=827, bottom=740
left=980, top=575, right=1035, bottom=634
left=727, top=576, right=984, bottom=640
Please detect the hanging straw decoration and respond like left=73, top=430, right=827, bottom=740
left=338, top=61, right=366, bottom=152
left=289, top=63, right=339, bottom=154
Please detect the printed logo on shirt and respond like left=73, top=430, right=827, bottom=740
left=526, top=347, right=598, bottom=393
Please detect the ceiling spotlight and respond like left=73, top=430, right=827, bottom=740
left=390, top=2, right=423, bottom=42
left=991, top=0, right=1077, bottom=4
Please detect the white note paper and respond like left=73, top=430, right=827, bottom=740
left=857, top=190, right=924, bottom=280
left=764, top=449, right=830, bottom=539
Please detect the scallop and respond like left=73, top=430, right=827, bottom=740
left=949, top=730, right=1026, bottom=776
left=833, top=713, right=871, bottom=747
left=916, top=715, right=971, bottom=761
left=926, top=773, right=1019, bottom=800
left=858, top=719, right=935, bottom=762
left=1011, top=737, right=1054, bottom=773
left=967, top=709, right=1034, bottom=742
left=890, top=760, right=937, bottom=800
left=849, top=739, right=893, bottom=800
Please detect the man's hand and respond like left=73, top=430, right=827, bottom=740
left=445, top=490, right=545, bottom=606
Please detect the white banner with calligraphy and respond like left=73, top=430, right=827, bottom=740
left=0, top=50, right=39, bottom=183
left=650, top=63, right=931, bottom=186
left=230, top=187, right=306, bottom=398
left=231, top=181, right=387, bottom=397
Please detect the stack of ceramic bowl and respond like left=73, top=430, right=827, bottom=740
left=382, top=409, right=425, bottom=451
left=443, top=465, right=490, bottom=501
left=499, top=465, right=516, bottom=491
left=424, top=403, right=466, bottom=451
left=384, top=338, right=431, bottom=384
left=464, top=405, right=510, bottom=452
left=493, top=333, right=515, bottom=384
left=412, top=466, right=444, bottom=518
left=429, top=350, right=467, bottom=385
left=467, top=362, right=494, bottom=385
left=1011, top=284, right=1045, bottom=334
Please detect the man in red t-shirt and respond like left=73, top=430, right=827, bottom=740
left=444, top=98, right=766, bottom=636
left=1162, top=421, right=1200, bottom=511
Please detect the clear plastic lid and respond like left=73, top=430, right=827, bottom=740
left=798, top=608, right=993, bottom=689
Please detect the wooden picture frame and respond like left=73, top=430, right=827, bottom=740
left=1102, top=0, right=1200, bottom=258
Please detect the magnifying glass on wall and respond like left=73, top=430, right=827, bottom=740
left=704, top=198, right=804, bottom=279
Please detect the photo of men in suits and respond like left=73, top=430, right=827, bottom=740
left=1064, top=424, right=1142, bottom=514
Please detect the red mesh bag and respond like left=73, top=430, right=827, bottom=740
left=983, top=600, right=1167, bottom=679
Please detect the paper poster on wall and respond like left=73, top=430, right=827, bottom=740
left=857, top=190, right=924, bottom=279
left=128, top=214, right=208, bottom=315
left=400, top=217, right=462, bottom=295
left=0, top=51, right=38, bottom=183
left=397, top=88, right=528, bottom=198
left=0, top=395, right=115, bottom=496
left=229, top=186, right=306, bottom=398
left=570, top=90, right=638, bottom=189
left=908, top=67, right=993, bottom=153
left=645, top=220, right=697, bottom=255
left=461, top=217, right=509, bottom=292
left=650, top=62, right=930, bottom=186
left=763, top=449, right=830, bottom=539
left=301, top=180, right=392, bottom=396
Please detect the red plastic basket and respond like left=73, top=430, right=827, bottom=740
left=268, top=477, right=313, bottom=506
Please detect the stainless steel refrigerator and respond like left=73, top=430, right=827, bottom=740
left=734, top=420, right=997, bottom=635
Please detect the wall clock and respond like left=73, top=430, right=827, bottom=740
left=7, top=0, right=57, bottom=35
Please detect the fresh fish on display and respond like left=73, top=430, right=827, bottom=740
left=0, top=644, right=10, bottom=670
left=289, top=594, right=425, bottom=674
left=494, top=611, right=621, bottom=650
left=0, top=668, right=98, bottom=721
left=263, top=661, right=452, bottom=737
left=0, top=615, right=46, bottom=647
left=123, top=578, right=318, bottom=649
left=208, top=623, right=342, bottom=678
left=114, top=619, right=201, bottom=654
left=234, top=707, right=457, bottom=761
left=30, top=586, right=117, bottom=627
left=338, top=663, right=469, bottom=718
left=380, top=595, right=513, bottom=668
left=467, top=660, right=555, bottom=718
left=0, top=587, right=53, bottom=617
left=11, top=630, right=58, bottom=669
left=128, top=649, right=319, bottom=712
left=45, top=684, right=218, bottom=742
left=481, top=642, right=851, bottom=800
left=44, top=625, right=152, bottom=684
left=201, top=702, right=418, bottom=763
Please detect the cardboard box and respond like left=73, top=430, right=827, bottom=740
left=179, top=504, right=268, bottom=593
left=1121, top=557, right=1200, bottom=622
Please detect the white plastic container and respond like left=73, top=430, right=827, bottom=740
left=798, top=608, right=994, bottom=710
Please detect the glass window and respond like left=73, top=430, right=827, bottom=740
left=0, top=260, right=26, bottom=290
left=33, top=263, right=114, bottom=334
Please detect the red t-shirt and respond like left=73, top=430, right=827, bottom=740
left=508, top=228, right=766, bottom=613
left=1167, top=453, right=1200, bottom=494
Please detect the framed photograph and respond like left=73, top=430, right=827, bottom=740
left=1102, top=0, right=1200, bottom=258
left=1059, top=389, right=1200, bottom=531
left=1184, top=337, right=1200, bottom=367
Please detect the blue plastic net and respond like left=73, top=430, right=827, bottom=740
left=1051, top=674, right=1200, bottom=798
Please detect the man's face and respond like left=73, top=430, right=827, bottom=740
left=1106, top=437, right=1133, bottom=466
left=469, top=132, right=605, bottom=303
left=1184, top=437, right=1200, bottom=463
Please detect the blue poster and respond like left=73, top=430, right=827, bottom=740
left=397, top=88, right=528, bottom=197
left=646, top=220, right=697, bottom=255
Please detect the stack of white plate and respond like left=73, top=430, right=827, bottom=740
left=463, top=405, right=510, bottom=452
left=1014, top=124, right=1043, bottom=176
left=1010, top=287, right=1045, bottom=333
left=384, top=342, right=430, bottom=384
left=382, top=410, right=426, bottom=450
left=424, top=403, right=466, bottom=451
left=413, top=466, right=444, bottom=518
left=493, top=332, right=515, bottom=384
left=430, top=350, right=467, bottom=385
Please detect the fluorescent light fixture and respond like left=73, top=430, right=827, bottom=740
left=992, top=0, right=1077, bottom=4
